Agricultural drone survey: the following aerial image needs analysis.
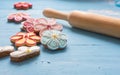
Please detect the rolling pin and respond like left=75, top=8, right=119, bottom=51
left=43, top=8, right=120, bottom=38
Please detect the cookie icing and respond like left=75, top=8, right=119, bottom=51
left=0, top=46, right=14, bottom=52
left=41, top=30, right=67, bottom=50
left=14, top=2, right=32, bottom=10
left=21, top=18, right=63, bottom=36
left=10, top=32, right=40, bottom=47
left=10, top=46, right=40, bottom=57
left=8, top=12, right=30, bottom=23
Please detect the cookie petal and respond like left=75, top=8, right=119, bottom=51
left=51, top=24, right=63, bottom=31
left=15, top=38, right=26, bottom=47
left=26, top=26, right=34, bottom=32
left=29, top=36, right=40, bottom=42
left=34, top=24, right=47, bottom=32
left=41, top=36, right=51, bottom=45
left=42, top=30, right=53, bottom=36
left=22, top=4, right=29, bottom=10
left=58, top=34, right=67, bottom=39
left=23, top=21, right=33, bottom=28
left=35, top=18, right=48, bottom=25
left=48, top=18, right=56, bottom=25
left=14, top=15, right=23, bottom=22
left=15, top=4, right=22, bottom=9
left=11, top=35, right=23, bottom=43
left=25, top=38, right=36, bottom=46
left=8, top=14, right=15, bottom=21
left=58, top=39, right=67, bottom=48
left=47, top=39, right=59, bottom=50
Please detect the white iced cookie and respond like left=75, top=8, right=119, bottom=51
left=10, top=46, right=40, bottom=62
left=0, top=46, right=14, bottom=57
left=41, top=30, right=67, bottom=50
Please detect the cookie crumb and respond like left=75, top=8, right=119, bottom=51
left=47, top=61, right=51, bottom=64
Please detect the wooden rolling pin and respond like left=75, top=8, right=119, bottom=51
left=43, top=8, right=120, bottom=38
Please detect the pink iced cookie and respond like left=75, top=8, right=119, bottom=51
left=14, top=2, right=32, bottom=10
left=21, top=18, right=36, bottom=32
left=34, top=18, right=63, bottom=36
left=21, top=18, right=63, bottom=36
left=8, top=12, right=30, bottom=23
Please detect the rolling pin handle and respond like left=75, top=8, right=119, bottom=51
left=43, top=8, right=68, bottom=21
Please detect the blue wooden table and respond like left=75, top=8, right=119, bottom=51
left=0, top=0, right=120, bottom=75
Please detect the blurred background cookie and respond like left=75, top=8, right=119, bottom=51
left=0, top=46, right=14, bottom=57
left=7, top=12, right=30, bottom=23
left=14, top=2, right=32, bottom=10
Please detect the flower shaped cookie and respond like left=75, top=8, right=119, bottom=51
left=14, top=2, right=32, bottom=10
left=8, top=12, right=30, bottom=23
left=34, top=18, right=63, bottom=36
left=41, top=30, right=67, bottom=50
left=21, top=18, right=37, bottom=32
left=10, top=32, right=40, bottom=47
left=21, top=18, right=63, bottom=36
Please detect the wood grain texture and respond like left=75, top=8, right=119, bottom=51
left=0, top=0, right=120, bottom=75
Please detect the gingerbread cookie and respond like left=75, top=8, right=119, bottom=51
left=10, top=32, right=40, bottom=47
left=41, top=30, right=67, bottom=50
left=0, top=46, right=14, bottom=57
left=14, top=2, right=32, bottom=10
left=8, top=12, right=30, bottom=23
left=10, top=46, right=40, bottom=62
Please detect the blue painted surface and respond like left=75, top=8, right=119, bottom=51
left=0, top=0, right=120, bottom=75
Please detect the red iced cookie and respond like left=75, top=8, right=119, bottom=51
left=8, top=12, right=30, bottom=23
left=14, top=2, right=32, bottom=10
left=21, top=18, right=63, bottom=36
